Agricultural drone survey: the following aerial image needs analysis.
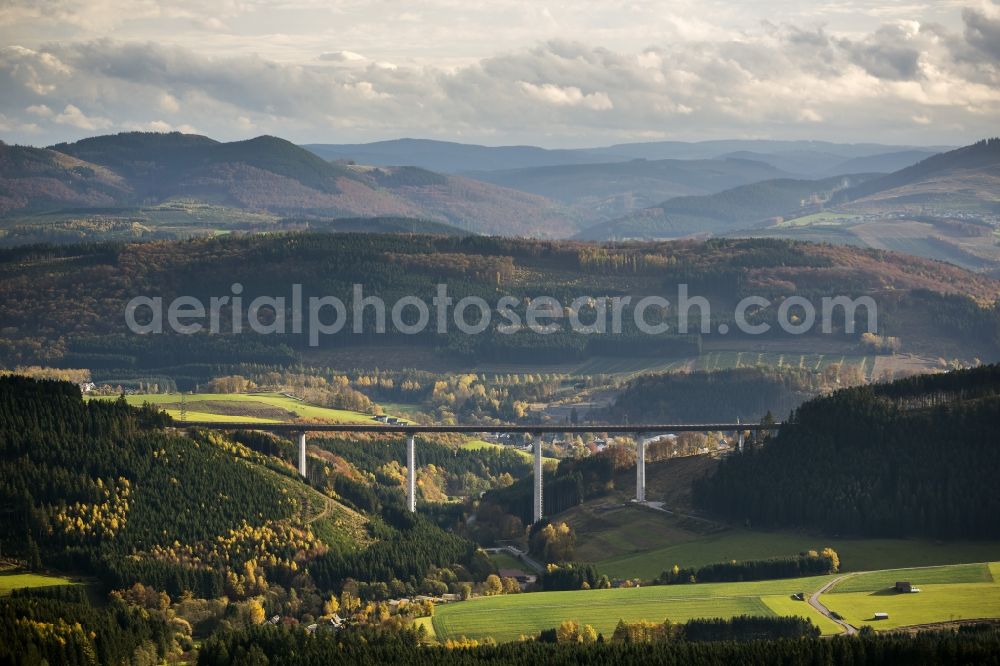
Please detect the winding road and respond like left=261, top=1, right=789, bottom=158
left=809, top=574, right=858, bottom=635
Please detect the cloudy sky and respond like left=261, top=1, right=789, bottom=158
left=1, top=0, right=999, bottom=147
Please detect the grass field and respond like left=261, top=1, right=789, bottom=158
left=822, top=564, right=1000, bottom=632
left=595, top=526, right=1000, bottom=581
left=829, top=563, right=993, bottom=594
left=432, top=561, right=1000, bottom=642
left=0, top=572, right=78, bottom=596
left=490, top=552, right=528, bottom=572
left=826, top=583, right=1000, bottom=631
left=460, top=439, right=558, bottom=465
left=89, top=392, right=395, bottom=424
left=432, top=574, right=840, bottom=642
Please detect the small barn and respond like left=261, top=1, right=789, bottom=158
left=895, top=581, right=912, bottom=593
left=874, top=612, right=889, bottom=620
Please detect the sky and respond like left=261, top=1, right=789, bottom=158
left=1, top=0, right=999, bottom=148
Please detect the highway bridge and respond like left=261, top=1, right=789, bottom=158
left=180, top=420, right=781, bottom=522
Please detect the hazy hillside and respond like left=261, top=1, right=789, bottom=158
left=304, top=138, right=948, bottom=173
left=831, top=138, right=1000, bottom=211
left=716, top=149, right=937, bottom=178
left=576, top=174, right=874, bottom=239
left=304, top=138, right=616, bottom=173
left=0, top=142, right=133, bottom=215
left=1, top=132, right=581, bottom=239
left=583, top=139, right=952, bottom=162
left=464, top=158, right=788, bottom=220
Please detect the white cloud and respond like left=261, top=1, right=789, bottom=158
left=26, top=103, right=52, bottom=117
left=158, top=92, right=180, bottom=113
left=53, top=104, right=111, bottom=130
left=519, top=82, right=614, bottom=110
left=0, top=3, right=997, bottom=146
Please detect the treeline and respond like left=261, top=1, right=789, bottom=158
left=195, top=623, right=1000, bottom=666
left=682, top=615, right=820, bottom=642
left=695, top=365, right=1000, bottom=538
left=658, top=550, right=838, bottom=585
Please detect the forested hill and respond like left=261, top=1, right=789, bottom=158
left=694, top=364, right=1000, bottom=538
left=1, top=132, right=578, bottom=237
left=0, top=374, right=312, bottom=596
left=605, top=367, right=822, bottom=424
left=2, top=234, right=999, bottom=378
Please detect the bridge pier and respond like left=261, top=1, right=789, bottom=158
left=533, top=437, right=543, bottom=523
left=737, top=418, right=744, bottom=453
left=407, top=435, right=416, bottom=513
left=297, top=432, right=307, bottom=477
left=636, top=435, right=646, bottom=503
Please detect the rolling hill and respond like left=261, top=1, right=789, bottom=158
left=577, top=139, right=1000, bottom=272
left=830, top=138, right=1000, bottom=212
left=575, top=174, right=875, bottom=239
left=1, top=132, right=580, bottom=239
left=464, top=157, right=788, bottom=220
left=304, top=138, right=947, bottom=173
left=303, top=138, right=616, bottom=173
left=0, top=141, right=133, bottom=216
left=695, top=364, right=1000, bottom=538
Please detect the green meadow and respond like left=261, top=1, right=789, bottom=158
left=0, top=572, right=78, bottom=596
left=822, top=563, right=1000, bottom=632
left=432, top=575, right=840, bottom=642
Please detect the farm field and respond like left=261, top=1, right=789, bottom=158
left=825, top=583, right=1000, bottom=631
left=821, top=563, right=1000, bottom=631
left=581, top=507, right=1000, bottom=580
left=431, top=574, right=841, bottom=642
left=0, top=572, right=78, bottom=596
left=829, top=563, right=993, bottom=593
left=88, top=392, right=394, bottom=424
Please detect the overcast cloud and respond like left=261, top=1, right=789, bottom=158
left=0, top=0, right=998, bottom=147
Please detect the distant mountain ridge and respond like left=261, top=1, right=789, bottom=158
left=303, top=137, right=950, bottom=174
left=463, top=157, right=790, bottom=221
left=831, top=138, right=1000, bottom=206
left=576, top=174, right=876, bottom=240
left=579, top=139, right=999, bottom=241
left=1, top=132, right=581, bottom=237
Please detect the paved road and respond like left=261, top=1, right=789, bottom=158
left=809, top=575, right=858, bottom=635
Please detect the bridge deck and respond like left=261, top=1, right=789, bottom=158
left=178, top=422, right=779, bottom=434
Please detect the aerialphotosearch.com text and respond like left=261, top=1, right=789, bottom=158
left=125, top=283, right=878, bottom=346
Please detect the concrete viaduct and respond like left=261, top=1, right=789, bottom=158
left=182, top=421, right=780, bottom=522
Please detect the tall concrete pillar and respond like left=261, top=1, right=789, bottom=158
left=737, top=418, right=744, bottom=453
left=406, top=435, right=416, bottom=513
left=297, top=432, right=307, bottom=477
left=636, top=436, right=646, bottom=503
left=533, top=437, right=543, bottom=523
